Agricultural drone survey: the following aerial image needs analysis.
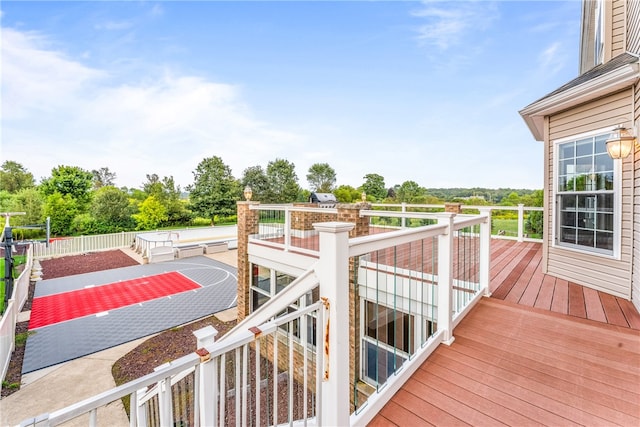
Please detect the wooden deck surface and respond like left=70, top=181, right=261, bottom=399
left=488, top=240, right=640, bottom=330
left=368, top=240, right=640, bottom=426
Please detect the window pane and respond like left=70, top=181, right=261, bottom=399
left=560, top=227, right=576, bottom=244
left=252, top=290, right=269, bottom=311
left=594, top=153, right=613, bottom=172
left=364, top=341, right=406, bottom=385
left=275, top=272, right=295, bottom=294
left=577, top=229, right=594, bottom=246
left=575, top=138, right=593, bottom=156
left=578, top=195, right=596, bottom=209
left=561, top=210, right=577, bottom=227
left=595, top=231, right=613, bottom=250
left=575, top=156, right=592, bottom=174
left=597, top=212, right=613, bottom=231
left=561, top=195, right=576, bottom=210
left=578, top=212, right=595, bottom=229
left=252, top=265, right=271, bottom=293
left=594, top=134, right=608, bottom=154
left=560, top=159, right=574, bottom=175
left=559, top=142, right=574, bottom=160
left=599, top=194, right=614, bottom=212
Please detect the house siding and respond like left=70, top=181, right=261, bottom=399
left=611, top=0, right=626, bottom=57
left=628, top=0, right=640, bottom=53
left=632, top=82, right=640, bottom=310
left=547, top=88, right=634, bottom=298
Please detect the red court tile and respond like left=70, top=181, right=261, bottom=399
left=29, top=272, right=200, bottom=329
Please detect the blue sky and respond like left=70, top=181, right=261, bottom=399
left=2, top=0, right=582, bottom=191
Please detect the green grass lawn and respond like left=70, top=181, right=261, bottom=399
left=0, top=255, right=26, bottom=314
left=492, top=218, right=518, bottom=237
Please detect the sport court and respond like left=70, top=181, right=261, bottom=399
left=23, top=256, right=237, bottom=374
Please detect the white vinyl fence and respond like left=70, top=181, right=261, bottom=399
left=31, top=232, right=139, bottom=259
left=0, top=244, right=33, bottom=383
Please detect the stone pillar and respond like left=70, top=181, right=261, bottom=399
left=291, top=203, right=319, bottom=232
left=444, top=202, right=462, bottom=214
left=337, top=202, right=371, bottom=238
left=237, top=201, right=259, bottom=321
left=336, top=202, right=371, bottom=410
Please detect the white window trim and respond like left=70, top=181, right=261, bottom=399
left=551, top=126, right=622, bottom=259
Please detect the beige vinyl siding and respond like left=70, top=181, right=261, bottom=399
left=629, top=0, right=640, bottom=53
left=611, top=0, right=626, bottom=57
left=632, top=82, right=640, bottom=310
left=547, top=88, right=634, bottom=299
left=549, top=89, right=633, bottom=140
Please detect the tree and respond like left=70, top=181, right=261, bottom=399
left=395, top=180, right=426, bottom=203
left=306, top=163, right=336, bottom=193
left=0, top=161, right=35, bottom=193
left=264, top=159, right=301, bottom=203
left=188, top=156, right=240, bottom=219
left=143, top=174, right=191, bottom=225
left=133, top=195, right=168, bottom=230
left=90, top=186, right=134, bottom=231
left=500, top=191, right=522, bottom=206
left=241, top=166, right=269, bottom=202
left=40, top=165, right=94, bottom=211
left=6, top=188, right=45, bottom=226
left=334, top=185, right=361, bottom=203
left=524, top=189, right=544, bottom=236
left=142, top=174, right=164, bottom=198
left=361, top=173, right=386, bottom=201
left=44, top=192, right=78, bottom=235
left=92, top=167, right=116, bottom=189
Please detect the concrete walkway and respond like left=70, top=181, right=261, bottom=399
left=0, top=249, right=238, bottom=427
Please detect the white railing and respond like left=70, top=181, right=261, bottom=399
left=31, top=232, right=139, bottom=259
left=20, top=279, right=324, bottom=426
left=20, top=210, right=491, bottom=426
left=1, top=244, right=33, bottom=383
left=371, top=203, right=543, bottom=242
left=249, top=204, right=338, bottom=255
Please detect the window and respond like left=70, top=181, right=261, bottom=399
left=362, top=301, right=413, bottom=385
left=250, top=264, right=317, bottom=346
left=556, top=132, right=616, bottom=254
left=594, top=0, right=605, bottom=66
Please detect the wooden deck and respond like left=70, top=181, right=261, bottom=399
left=368, top=240, right=640, bottom=426
left=489, top=240, right=640, bottom=330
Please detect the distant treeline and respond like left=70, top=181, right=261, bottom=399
left=425, top=188, right=538, bottom=204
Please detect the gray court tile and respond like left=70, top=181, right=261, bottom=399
left=23, top=256, right=237, bottom=374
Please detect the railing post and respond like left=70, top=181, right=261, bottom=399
left=194, top=326, right=218, bottom=427
left=479, top=208, right=492, bottom=297
left=517, top=204, right=524, bottom=242
left=284, top=206, right=292, bottom=251
left=437, top=213, right=455, bottom=345
left=401, top=202, right=407, bottom=228
left=314, top=221, right=354, bottom=427
left=136, top=388, right=148, bottom=426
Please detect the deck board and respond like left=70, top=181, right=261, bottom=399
left=369, top=298, right=640, bottom=426
left=486, top=241, right=639, bottom=330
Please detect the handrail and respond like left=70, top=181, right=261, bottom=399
left=349, top=223, right=449, bottom=257
left=21, top=209, right=493, bottom=426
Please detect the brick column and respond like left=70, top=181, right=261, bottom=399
left=337, top=202, right=371, bottom=238
left=236, top=201, right=259, bottom=321
left=336, top=202, right=371, bottom=410
left=444, top=202, right=462, bottom=214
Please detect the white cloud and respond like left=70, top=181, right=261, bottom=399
left=94, top=21, right=133, bottom=31
left=1, top=27, right=303, bottom=189
left=1, top=28, right=105, bottom=119
left=538, top=41, right=566, bottom=76
left=412, top=0, right=498, bottom=50
left=150, top=4, right=164, bottom=17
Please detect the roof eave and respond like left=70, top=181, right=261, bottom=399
left=519, top=62, right=640, bottom=141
